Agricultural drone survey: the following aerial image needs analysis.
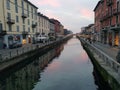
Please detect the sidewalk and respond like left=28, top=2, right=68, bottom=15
left=0, top=43, right=32, bottom=54
left=92, top=42, right=119, bottom=60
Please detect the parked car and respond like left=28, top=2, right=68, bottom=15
left=49, top=36, right=56, bottom=41
left=9, top=42, right=22, bottom=49
left=36, top=35, right=49, bottom=43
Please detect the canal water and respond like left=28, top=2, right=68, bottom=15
left=0, top=37, right=106, bottom=90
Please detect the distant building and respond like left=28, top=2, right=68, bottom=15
left=59, top=24, right=64, bottom=35
left=49, top=19, right=55, bottom=39
left=50, top=19, right=64, bottom=37
left=37, top=13, right=50, bottom=36
left=64, top=29, right=73, bottom=35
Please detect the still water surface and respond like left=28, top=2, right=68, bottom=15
left=33, top=37, right=98, bottom=90
left=0, top=37, right=99, bottom=90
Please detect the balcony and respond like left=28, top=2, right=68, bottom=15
left=107, top=0, right=113, bottom=6
left=102, top=27, right=109, bottom=32
left=0, top=30, right=7, bottom=36
left=32, top=22, right=37, bottom=28
left=7, top=18, right=15, bottom=24
left=110, top=24, right=120, bottom=30
left=22, top=31, right=28, bottom=35
left=22, top=13, right=27, bottom=18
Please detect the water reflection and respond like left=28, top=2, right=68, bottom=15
left=33, top=38, right=98, bottom=90
left=0, top=38, right=110, bottom=90
left=0, top=44, right=64, bottom=90
left=93, top=68, right=112, bottom=90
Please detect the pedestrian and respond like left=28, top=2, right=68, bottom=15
left=116, top=50, right=120, bottom=63
left=3, top=43, right=6, bottom=49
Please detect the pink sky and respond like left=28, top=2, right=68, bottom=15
left=36, top=0, right=60, bottom=7
left=30, top=0, right=99, bottom=33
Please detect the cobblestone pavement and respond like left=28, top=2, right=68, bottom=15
left=93, top=42, right=119, bottom=60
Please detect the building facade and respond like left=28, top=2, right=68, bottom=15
left=50, top=19, right=64, bottom=37
left=49, top=19, right=55, bottom=39
left=37, top=13, right=50, bottom=36
left=0, top=0, right=38, bottom=49
left=59, top=24, right=64, bottom=35
left=94, top=0, right=120, bottom=46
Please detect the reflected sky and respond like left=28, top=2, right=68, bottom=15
left=33, top=37, right=97, bottom=90
left=0, top=37, right=99, bottom=90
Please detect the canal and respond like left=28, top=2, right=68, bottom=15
left=0, top=37, right=109, bottom=90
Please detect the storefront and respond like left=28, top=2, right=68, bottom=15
left=114, top=31, right=119, bottom=46
left=108, top=32, right=112, bottom=46
left=4, top=34, right=22, bottom=48
left=110, top=26, right=120, bottom=46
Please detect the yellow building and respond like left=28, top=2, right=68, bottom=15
left=0, top=0, right=38, bottom=49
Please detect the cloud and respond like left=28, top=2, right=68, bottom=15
left=29, top=0, right=99, bottom=33
left=79, top=8, right=93, bottom=19
left=36, top=0, right=60, bottom=7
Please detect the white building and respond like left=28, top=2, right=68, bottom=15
left=37, top=13, right=50, bottom=36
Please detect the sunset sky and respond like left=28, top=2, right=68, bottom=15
left=30, top=0, right=99, bottom=33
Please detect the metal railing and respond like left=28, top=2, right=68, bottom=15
left=80, top=38, right=120, bottom=76
left=0, top=34, right=73, bottom=62
left=0, top=41, right=54, bottom=62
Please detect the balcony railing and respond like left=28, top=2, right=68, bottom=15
left=7, top=18, right=15, bottom=24
left=22, top=31, right=28, bottom=35
left=0, top=30, right=7, bottom=36
left=32, top=22, right=37, bottom=28
left=22, top=13, right=27, bottom=18
left=110, top=24, right=120, bottom=30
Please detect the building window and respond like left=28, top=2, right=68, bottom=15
left=23, top=25, right=25, bottom=31
left=35, top=10, right=37, bottom=20
left=6, top=0, right=10, bottom=10
left=31, top=7, right=33, bottom=19
left=32, top=28, right=34, bottom=33
left=16, top=16, right=19, bottom=23
left=27, top=4, right=29, bottom=17
left=16, top=25, right=19, bottom=32
left=116, top=15, right=119, bottom=24
left=22, top=19, right=25, bottom=24
left=7, top=12, right=11, bottom=19
left=28, top=19, right=30, bottom=25
left=15, top=6, right=18, bottom=13
left=32, top=21, right=34, bottom=25
left=0, top=23, right=3, bottom=32
left=22, top=0, right=24, bottom=14
left=8, top=25, right=12, bottom=32
left=15, top=0, right=18, bottom=13
left=28, top=27, right=30, bottom=32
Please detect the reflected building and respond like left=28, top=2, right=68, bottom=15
left=0, top=45, right=64, bottom=90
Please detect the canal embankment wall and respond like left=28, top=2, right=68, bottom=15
left=0, top=35, right=73, bottom=73
left=77, top=36, right=120, bottom=90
